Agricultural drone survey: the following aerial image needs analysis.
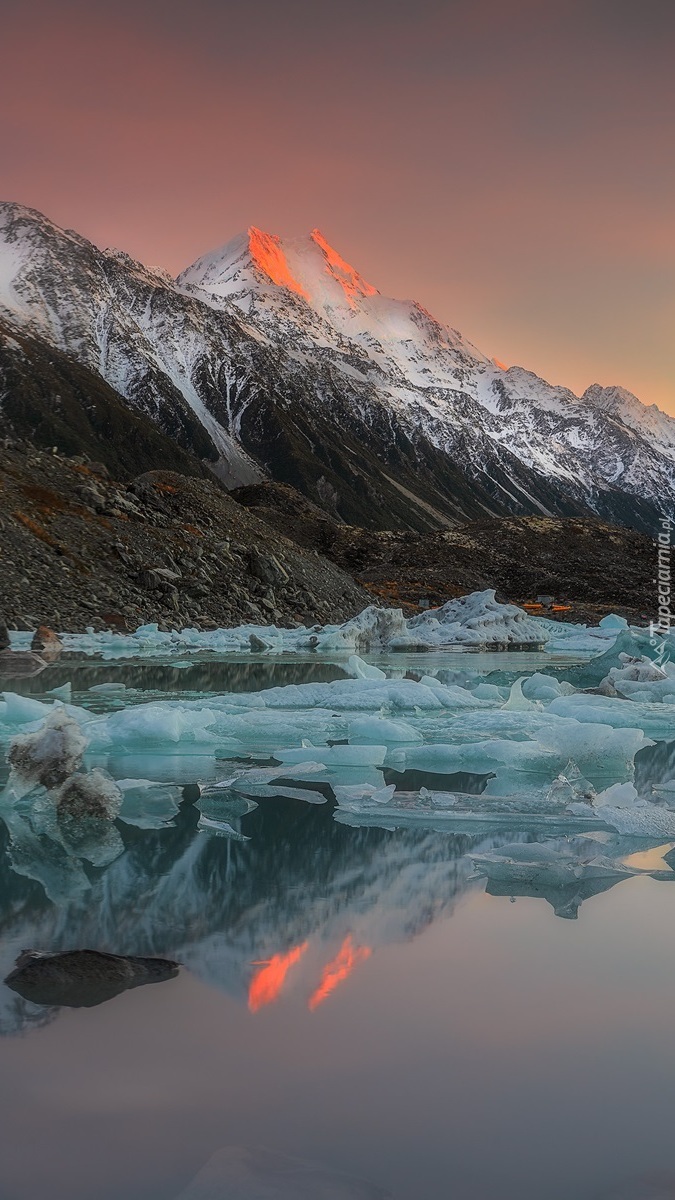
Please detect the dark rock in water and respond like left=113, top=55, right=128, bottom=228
left=0, top=612, right=9, bottom=651
left=5, top=949, right=180, bottom=1009
left=0, top=649, right=48, bottom=679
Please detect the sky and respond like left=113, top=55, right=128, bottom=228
left=1, top=0, right=673, bottom=412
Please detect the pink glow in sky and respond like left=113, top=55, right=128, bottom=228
left=1, top=0, right=673, bottom=411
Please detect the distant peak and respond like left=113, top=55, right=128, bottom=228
left=245, top=226, right=309, bottom=299
left=309, top=228, right=378, bottom=304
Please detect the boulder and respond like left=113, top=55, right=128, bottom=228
left=30, top=625, right=63, bottom=661
left=4, top=949, right=179, bottom=1008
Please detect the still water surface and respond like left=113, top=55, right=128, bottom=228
left=1, top=657, right=674, bottom=1200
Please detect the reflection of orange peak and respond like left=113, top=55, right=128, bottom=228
left=310, top=228, right=378, bottom=305
left=248, top=941, right=309, bottom=1012
left=308, top=935, right=372, bottom=1011
left=247, top=226, right=309, bottom=299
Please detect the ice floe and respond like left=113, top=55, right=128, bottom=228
left=5, top=590, right=653, bottom=659
left=2, top=588, right=675, bottom=913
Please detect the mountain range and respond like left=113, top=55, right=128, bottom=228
left=0, top=201, right=673, bottom=533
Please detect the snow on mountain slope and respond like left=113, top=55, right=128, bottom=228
left=0, top=204, right=264, bottom=487
left=0, top=202, right=673, bottom=530
left=178, top=225, right=675, bottom=521
left=178, top=225, right=491, bottom=391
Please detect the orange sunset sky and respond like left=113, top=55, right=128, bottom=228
left=1, top=0, right=673, bottom=412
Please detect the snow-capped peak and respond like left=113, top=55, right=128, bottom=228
left=177, top=224, right=490, bottom=386
left=178, top=225, right=380, bottom=315
left=581, top=383, right=675, bottom=458
left=0, top=201, right=673, bottom=530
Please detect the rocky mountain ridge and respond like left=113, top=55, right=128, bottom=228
left=0, top=440, right=656, bottom=632
left=0, top=441, right=371, bottom=632
left=0, top=202, right=673, bottom=533
left=232, top=482, right=655, bottom=626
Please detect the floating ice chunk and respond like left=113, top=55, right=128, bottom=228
left=211, top=762, right=325, bottom=790
left=388, top=719, right=650, bottom=784
left=46, top=683, right=72, bottom=703
left=534, top=721, right=651, bottom=776
left=543, top=626, right=618, bottom=654
left=502, top=678, right=541, bottom=711
left=419, top=786, right=458, bottom=808
left=521, top=673, right=572, bottom=702
left=471, top=683, right=506, bottom=700
left=593, top=782, right=639, bottom=809
left=348, top=716, right=422, bottom=744
left=116, top=779, right=182, bottom=829
left=597, top=654, right=675, bottom=703
left=572, top=628, right=675, bottom=688
left=89, top=703, right=220, bottom=749
left=580, top=803, right=675, bottom=838
left=7, top=709, right=87, bottom=796
left=88, top=682, right=128, bottom=695
left=1, top=692, right=53, bottom=727
left=332, top=783, right=397, bottom=810
left=546, top=763, right=596, bottom=804
left=255, top=678, right=454, bottom=712
left=599, top=614, right=629, bottom=630
left=264, top=786, right=329, bottom=805
left=174, top=1145, right=393, bottom=1200
left=275, top=743, right=387, bottom=767
left=407, top=589, right=550, bottom=647
left=206, top=762, right=333, bottom=807
left=198, top=789, right=258, bottom=818
left=301, top=606, right=408, bottom=654
left=548, top=694, right=675, bottom=740
left=345, top=655, right=387, bottom=681
left=423, top=681, right=490, bottom=708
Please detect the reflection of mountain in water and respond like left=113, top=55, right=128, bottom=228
left=0, top=798, right=499, bottom=1034
left=7, top=658, right=349, bottom=705
left=1, top=794, right=671, bottom=1036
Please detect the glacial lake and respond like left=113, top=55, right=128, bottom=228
left=1, top=653, right=675, bottom=1200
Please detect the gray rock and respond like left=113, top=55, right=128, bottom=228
left=249, top=549, right=289, bottom=586
left=249, top=632, right=271, bottom=652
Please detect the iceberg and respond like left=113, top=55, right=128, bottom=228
left=406, top=590, right=550, bottom=647
left=116, top=779, right=182, bottom=829
left=6, top=709, right=87, bottom=796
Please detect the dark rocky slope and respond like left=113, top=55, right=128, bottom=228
left=232, top=482, right=655, bottom=625
left=0, top=443, right=371, bottom=631
left=0, top=317, right=214, bottom=479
